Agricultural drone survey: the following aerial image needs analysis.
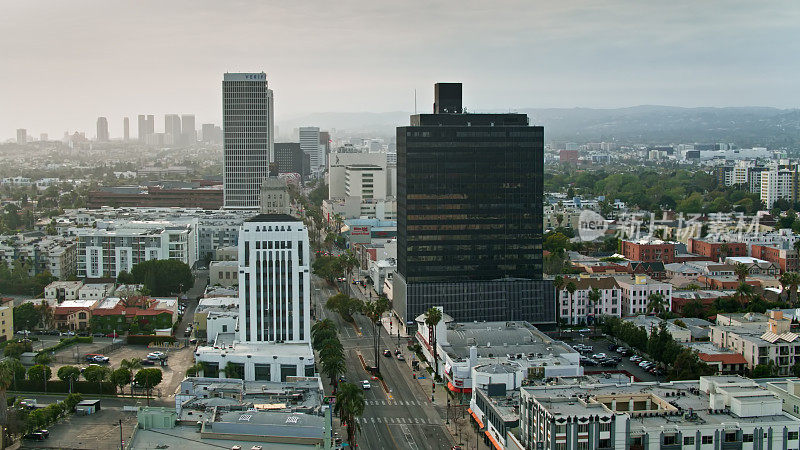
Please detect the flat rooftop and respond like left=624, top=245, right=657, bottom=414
left=524, top=376, right=797, bottom=429
left=442, top=321, right=576, bottom=360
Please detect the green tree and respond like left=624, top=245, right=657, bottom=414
left=311, top=319, right=337, bottom=349
left=110, top=368, right=132, bottom=395
left=0, top=359, right=15, bottom=447
left=3, top=341, right=32, bottom=359
left=27, top=365, right=51, bottom=383
left=223, top=362, right=244, bottom=380
left=565, top=282, right=577, bottom=325
left=134, top=368, right=163, bottom=406
left=56, top=365, right=80, bottom=382
left=130, top=260, right=193, bottom=296
left=13, top=302, right=41, bottom=331
left=734, top=263, right=749, bottom=284
left=362, top=296, right=389, bottom=373
left=752, top=363, right=776, bottom=378
left=334, top=382, right=366, bottom=447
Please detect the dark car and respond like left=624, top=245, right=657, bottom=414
left=77, top=332, right=90, bottom=337
left=383, top=349, right=392, bottom=357
left=23, top=432, right=46, bottom=441
left=140, top=359, right=156, bottom=366
left=608, top=344, right=618, bottom=351
left=92, top=332, right=105, bottom=337
left=36, top=429, right=49, bottom=438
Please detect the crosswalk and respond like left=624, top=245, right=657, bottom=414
left=360, top=416, right=436, bottom=425
left=364, top=400, right=424, bottom=406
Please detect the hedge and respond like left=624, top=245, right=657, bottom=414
left=10, top=379, right=116, bottom=395
left=38, top=336, right=93, bottom=355
left=127, top=335, right=176, bottom=345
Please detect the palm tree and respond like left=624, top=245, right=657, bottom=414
left=646, top=293, right=667, bottom=318
left=734, top=263, right=749, bottom=284
left=334, top=382, right=365, bottom=447
left=785, top=272, right=800, bottom=305
left=780, top=272, right=793, bottom=302
left=587, top=287, right=601, bottom=328
left=719, top=243, right=730, bottom=262
left=311, top=319, right=337, bottom=349
left=735, top=282, right=753, bottom=304
left=424, top=307, right=443, bottom=377
left=566, top=281, right=577, bottom=325
left=0, top=361, right=13, bottom=448
left=319, top=339, right=346, bottom=392
left=120, top=358, right=141, bottom=373
left=362, top=296, right=389, bottom=374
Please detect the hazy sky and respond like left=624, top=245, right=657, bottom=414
left=2, top=0, right=799, bottom=140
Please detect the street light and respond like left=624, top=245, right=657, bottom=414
left=447, top=397, right=450, bottom=424
left=119, top=418, right=123, bottom=449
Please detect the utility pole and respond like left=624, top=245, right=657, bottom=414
left=119, top=418, right=123, bottom=449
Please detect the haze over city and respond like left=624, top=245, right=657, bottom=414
left=2, top=0, right=800, bottom=139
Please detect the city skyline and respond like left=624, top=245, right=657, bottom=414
left=2, top=0, right=799, bottom=140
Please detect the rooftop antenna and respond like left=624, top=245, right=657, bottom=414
left=414, top=89, right=417, bottom=115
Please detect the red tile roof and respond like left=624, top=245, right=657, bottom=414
left=698, top=353, right=747, bottom=365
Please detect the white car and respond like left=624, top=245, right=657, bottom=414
left=639, top=361, right=651, bottom=368
left=361, top=380, right=371, bottom=390
left=591, top=353, right=607, bottom=360
left=630, top=355, right=641, bottom=362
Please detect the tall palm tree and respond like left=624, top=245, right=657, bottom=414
left=120, top=358, right=141, bottom=373
left=718, top=243, right=731, bottom=262
left=780, top=272, right=793, bottom=302
left=646, top=293, right=667, bottom=318
left=335, top=382, right=365, bottom=447
left=425, top=307, right=443, bottom=377
left=318, top=337, right=345, bottom=391
left=566, top=281, right=577, bottom=325
left=736, top=282, right=753, bottom=304
left=311, top=319, right=337, bottom=348
left=362, top=296, right=389, bottom=374
left=0, top=361, right=14, bottom=448
left=734, top=263, right=749, bottom=284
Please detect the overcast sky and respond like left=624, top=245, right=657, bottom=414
left=1, top=0, right=799, bottom=140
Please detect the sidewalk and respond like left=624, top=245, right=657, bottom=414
left=410, top=360, right=489, bottom=449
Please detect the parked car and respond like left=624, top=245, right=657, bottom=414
left=85, top=354, right=103, bottom=362
left=23, top=432, right=46, bottom=441
left=140, top=359, right=155, bottom=366
left=36, top=429, right=49, bottom=438
left=92, top=355, right=110, bottom=363
left=92, top=332, right=105, bottom=337
left=591, top=353, right=607, bottom=360
left=608, top=344, right=618, bottom=351
left=580, top=357, right=597, bottom=366
left=630, top=355, right=641, bottom=362
left=106, top=332, right=119, bottom=338
left=396, top=354, right=405, bottom=361
left=361, top=380, right=371, bottom=390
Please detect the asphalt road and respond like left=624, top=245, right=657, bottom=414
left=312, top=274, right=454, bottom=450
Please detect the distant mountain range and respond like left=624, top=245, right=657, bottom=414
left=279, top=106, right=800, bottom=148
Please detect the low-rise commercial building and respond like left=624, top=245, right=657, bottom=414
left=209, top=260, right=238, bottom=287
left=416, top=312, right=581, bottom=398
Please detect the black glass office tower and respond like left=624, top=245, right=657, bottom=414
left=394, top=83, right=554, bottom=327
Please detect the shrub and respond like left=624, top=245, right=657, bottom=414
left=126, top=335, right=176, bottom=345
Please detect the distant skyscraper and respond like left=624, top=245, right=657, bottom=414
left=16, top=129, right=26, bottom=144
left=299, top=127, right=322, bottom=173
left=164, top=114, right=182, bottom=145
left=201, top=123, right=221, bottom=144
left=223, top=72, right=274, bottom=208
left=39, top=133, right=48, bottom=142
left=137, top=114, right=154, bottom=141
left=181, top=114, right=196, bottom=145
left=96, top=117, right=109, bottom=141
left=274, top=143, right=305, bottom=176
left=394, top=83, right=552, bottom=326
left=123, top=117, right=130, bottom=141
left=238, top=214, right=310, bottom=343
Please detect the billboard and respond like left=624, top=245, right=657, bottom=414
left=349, top=225, right=372, bottom=244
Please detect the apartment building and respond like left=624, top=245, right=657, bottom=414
left=556, top=277, right=622, bottom=325
left=519, top=376, right=800, bottom=450
left=621, top=239, right=676, bottom=263
left=710, top=311, right=800, bottom=373
left=617, top=275, right=673, bottom=316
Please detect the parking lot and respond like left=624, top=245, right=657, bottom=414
left=46, top=344, right=195, bottom=399
left=557, top=332, right=661, bottom=382
left=21, top=407, right=137, bottom=450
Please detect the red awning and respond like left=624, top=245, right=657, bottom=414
left=447, top=381, right=472, bottom=393
left=485, top=430, right=503, bottom=450
left=467, top=408, right=484, bottom=428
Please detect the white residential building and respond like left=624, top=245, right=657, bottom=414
left=556, top=277, right=622, bottom=325
left=76, top=221, right=196, bottom=278
left=761, top=167, right=795, bottom=209
left=617, top=275, right=673, bottom=316
left=222, top=72, right=274, bottom=209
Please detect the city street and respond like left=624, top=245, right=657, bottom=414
left=312, top=274, right=455, bottom=450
